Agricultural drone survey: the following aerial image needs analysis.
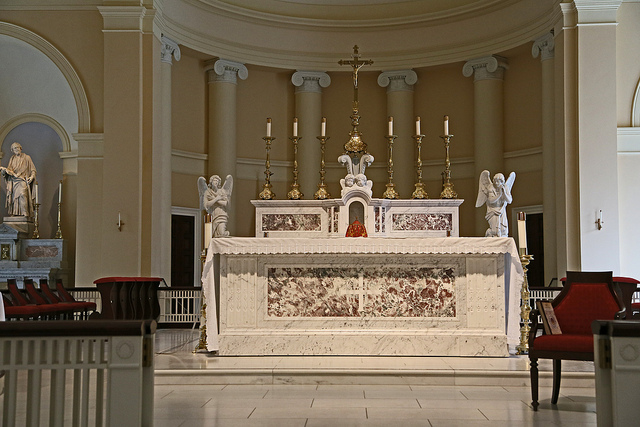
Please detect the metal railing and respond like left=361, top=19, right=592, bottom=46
left=0, top=320, right=156, bottom=427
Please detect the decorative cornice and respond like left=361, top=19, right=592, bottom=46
left=377, top=70, right=418, bottom=93
left=291, top=71, right=331, bottom=93
left=462, top=55, right=508, bottom=82
left=160, top=35, right=181, bottom=64
left=532, top=32, right=555, bottom=61
left=205, top=59, right=248, bottom=84
left=562, top=0, right=622, bottom=27
left=98, top=6, right=148, bottom=32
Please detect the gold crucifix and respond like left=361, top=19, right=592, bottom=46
left=338, top=45, right=373, bottom=103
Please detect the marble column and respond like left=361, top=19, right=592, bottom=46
left=150, top=35, right=180, bottom=284
left=463, top=55, right=509, bottom=236
left=205, top=59, right=248, bottom=235
left=532, top=32, right=557, bottom=285
left=558, top=1, right=621, bottom=272
left=291, top=71, right=331, bottom=199
left=377, top=70, right=418, bottom=198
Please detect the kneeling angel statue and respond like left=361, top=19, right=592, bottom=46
left=475, top=170, right=516, bottom=237
left=198, top=174, right=233, bottom=238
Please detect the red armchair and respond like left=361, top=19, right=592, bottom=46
left=528, top=271, right=624, bottom=411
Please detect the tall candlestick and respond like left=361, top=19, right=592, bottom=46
left=415, top=116, right=421, bottom=135
left=444, top=115, right=449, bottom=135
left=58, top=180, right=62, bottom=203
left=293, top=117, right=298, bottom=137
left=388, top=116, right=393, bottom=135
left=321, top=117, right=326, bottom=137
left=266, top=117, right=272, bottom=137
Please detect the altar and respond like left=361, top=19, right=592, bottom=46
left=202, top=236, right=523, bottom=357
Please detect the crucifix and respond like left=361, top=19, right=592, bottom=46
left=338, top=45, right=374, bottom=104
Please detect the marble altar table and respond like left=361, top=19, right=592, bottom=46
left=202, top=237, right=523, bottom=356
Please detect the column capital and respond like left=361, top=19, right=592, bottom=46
left=291, top=71, right=331, bottom=93
left=462, top=55, right=508, bottom=82
left=377, top=70, right=418, bottom=92
left=205, top=59, right=248, bottom=84
left=160, top=36, right=181, bottom=64
left=532, top=32, right=555, bottom=61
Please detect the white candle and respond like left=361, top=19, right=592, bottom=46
left=118, top=211, right=121, bottom=224
left=58, top=181, right=62, bottom=203
left=321, top=117, right=326, bottom=137
left=444, top=115, right=449, bottom=135
left=415, top=116, right=421, bottom=135
left=266, top=118, right=272, bottom=137
left=388, top=116, right=393, bottom=135
left=293, top=117, right=298, bottom=137
left=517, top=212, right=527, bottom=251
left=204, top=220, right=212, bottom=246
left=34, top=183, right=38, bottom=204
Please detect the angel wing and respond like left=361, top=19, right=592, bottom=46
left=222, top=174, right=233, bottom=197
left=197, top=176, right=208, bottom=211
left=475, top=170, right=492, bottom=207
left=504, top=172, right=516, bottom=193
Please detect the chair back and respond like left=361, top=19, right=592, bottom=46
left=553, top=271, right=622, bottom=335
left=8, top=280, right=30, bottom=306
left=56, top=279, right=77, bottom=302
left=24, top=279, right=49, bottom=305
left=40, top=279, right=62, bottom=303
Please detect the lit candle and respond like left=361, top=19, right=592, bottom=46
left=58, top=181, right=62, bottom=203
left=266, top=118, right=272, bottom=137
left=415, top=116, right=421, bottom=135
left=444, top=115, right=449, bottom=135
left=388, top=116, right=393, bottom=135
left=321, top=117, right=326, bottom=137
left=34, top=182, right=38, bottom=204
left=517, top=212, right=527, bottom=252
left=293, top=117, right=298, bottom=137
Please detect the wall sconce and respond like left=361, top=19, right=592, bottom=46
left=596, top=209, right=604, bottom=230
left=117, top=211, right=124, bottom=232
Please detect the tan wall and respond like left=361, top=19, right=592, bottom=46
left=617, top=2, right=640, bottom=126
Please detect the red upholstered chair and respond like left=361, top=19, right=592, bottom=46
left=528, top=271, right=624, bottom=411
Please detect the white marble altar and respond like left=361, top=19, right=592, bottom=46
left=202, top=237, right=523, bottom=356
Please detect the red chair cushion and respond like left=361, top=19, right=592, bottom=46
left=532, top=334, right=594, bottom=353
left=553, top=283, right=621, bottom=335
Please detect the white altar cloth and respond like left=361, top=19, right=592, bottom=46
left=202, top=237, right=524, bottom=355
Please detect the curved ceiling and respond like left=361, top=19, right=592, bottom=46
left=157, top=0, right=559, bottom=70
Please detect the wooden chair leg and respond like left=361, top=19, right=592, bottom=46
left=530, top=357, right=539, bottom=411
left=551, top=359, right=562, bottom=404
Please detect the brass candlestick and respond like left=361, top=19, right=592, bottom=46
left=516, top=252, right=534, bottom=355
left=411, top=134, right=428, bottom=199
left=287, top=136, right=303, bottom=200
left=32, top=203, right=40, bottom=239
left=259, top=136, right=276, bottom=200
left=194, top=250, right=208, bottom=353
left=383, top=134, right=399, bottom=199
left=440, top=134, right=458, bottom=199
left=314, top=136, right=331, bottom=200
left=54, top=202, right=63, bottom=239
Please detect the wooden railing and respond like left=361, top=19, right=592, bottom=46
left=0, top=320, right=156, bottom=427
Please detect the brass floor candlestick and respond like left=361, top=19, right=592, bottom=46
left=383, top=134, right=399, bottom=199
left=314, top=136, right=331, bottom=200
left=32, top=203, right=40, bottom=239
left=440, top=134, right=458, bottom=199
left=287, top=136, right=303, bottom=200
left=516, top=253, right=534, bottom=355
left=411, top=134, right=428, bottom=199
left=54, top=202, right=63, bottom=239
left=194, top=250, right=208, bottom=353
left=259, top=136, right=276, bottom=200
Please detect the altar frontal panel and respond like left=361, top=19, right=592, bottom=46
left=219, top=253, right=507, bottom=356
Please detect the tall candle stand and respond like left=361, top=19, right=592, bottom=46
left=383, top=134, right=399, bottom=199
left=32, top=203, right=40, bottom=239
left=54, top=202, right=63, bottom=239
left=411, top=134, right=429, bottom=199
left=194, top=249, right=209, bottom=353
left=287, top=136, right=303, bottom=200
left=258, top=136, right=276, bottom=200
left=314, top=136, right=331, bottom=200
left=516, top=252, right=534, bottom=355
left=440, top=134, right=458, bottom=199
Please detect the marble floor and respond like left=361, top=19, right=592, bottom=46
left=152, top=329, right=598, bottom=427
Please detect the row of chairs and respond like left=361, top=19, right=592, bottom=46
left=3, top=278, right=96, bottom=320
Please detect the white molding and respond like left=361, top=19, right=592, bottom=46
left=632, top=78, right=640, bottom=127
left=205, top=59, right=248, bottom=84
left=0, top=113, right=71, bottom=152
left=462, top=55, right=508, bottom=82
left=617, top=127, right=640, bottom=153
left=504, top=147, right=543, bottom=159
left=377, top=70, right=418, bottom=92
left=291, top=71, right=331, bottom=93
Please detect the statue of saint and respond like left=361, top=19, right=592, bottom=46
left=0, top=142, right=37, bottom=218
left=198, top=174, right=233, bottom=238
left=475, top=170, right=516, bottom=237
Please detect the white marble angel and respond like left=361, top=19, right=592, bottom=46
left=197, top=174, right=233, bottom=238
left=475, top=170, right=516, bottom=237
